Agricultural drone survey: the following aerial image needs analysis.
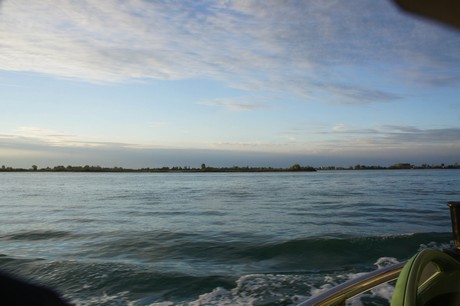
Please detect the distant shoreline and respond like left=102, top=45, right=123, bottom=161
left=1, top=163, right=459, bottom=173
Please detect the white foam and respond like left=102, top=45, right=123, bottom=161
left=71, top=290, right=131, bottom=306
left=309, top=257, right=402, bottom=306
left=418, top=241, right=452, bottom=251
left=82, top=256, right=405, bottom=305
left=149, top=274, right=313, bottom=305
left=374, top=256, right=399, bottom=269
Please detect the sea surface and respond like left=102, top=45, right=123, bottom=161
left=0, top=170, right=459, bottom=305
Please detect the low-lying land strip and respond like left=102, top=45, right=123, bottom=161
left=1, top=163, right=458, bottom=172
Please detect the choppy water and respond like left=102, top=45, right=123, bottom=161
left=0, top=170, right=459, bottom=305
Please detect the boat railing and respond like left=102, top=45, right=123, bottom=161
left=297, top=261, right=406, bottom=306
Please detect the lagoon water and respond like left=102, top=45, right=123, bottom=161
left=1, top=170, right=459, bottom=305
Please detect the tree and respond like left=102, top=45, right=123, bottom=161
left=201, top=163, right=206, bottom=170
left=32, top=165, right=38, bottom=171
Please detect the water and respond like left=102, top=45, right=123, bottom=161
left=0, top=170, right=459, bottom=305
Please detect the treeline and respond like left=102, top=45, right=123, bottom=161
left=0, top=164, right=316, bottom=173
left=318, top=163, right=460, bottom=170
left=199, top=164, right=316, bottom=172
left=1, top=163, right=458, bottom=173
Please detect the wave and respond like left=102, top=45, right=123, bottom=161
left=0, top=230, right=77, bottom=241
left=0, top=231, right=453, bottom=305
left=2, top=230, right=451, bottom=267
left=0, top=259, right=236, bottom=305
left=70, top=231, right=452, bottom=276
left=0, top=230, right=453, bottom=305
left=248, top=232, right=452, bottom=266
left=61, top=261, right=400, bottom=305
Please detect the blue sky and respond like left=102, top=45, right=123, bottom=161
left=1, top=0, right=459, bottom=168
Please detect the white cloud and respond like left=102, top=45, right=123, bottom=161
left=1, top=123, right=459, bottom=168
left=332, top=124, right=347, bottom=132
left=1, top=0, right=459, bottom=103
left=199, top=97, right=268, bottom=111
left=314, top=83, right=401, bottom=105
left=148, top=121, right=168, bottom=128
left=7, top=126, right=120, bottom=148
left=318, top=125, right=460, bottom=149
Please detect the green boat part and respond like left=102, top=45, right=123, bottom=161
left=391, top=248, right=460, bottom=306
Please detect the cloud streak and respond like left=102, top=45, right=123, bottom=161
left=312, top=82, right=402, bottom=105
left=317, top=125, right=460, bottom=150
left=1, top=131, right=458, bottom=168
left=1, top=123, right=458, bottom=168
left=199, top=97, right=268, bottom=111
left=3, top=126, right=137, bottom=149
left=1, top=1, right=459, bottom=104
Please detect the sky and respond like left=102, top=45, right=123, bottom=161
left=1, top=0, right=459, bottom=168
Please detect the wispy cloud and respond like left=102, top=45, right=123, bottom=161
left=1, top=1, right=459, bottom=103
left=148, top=121, right=168, bottom=128
left=318, top=124, right=460, bottom=149
left=199, top=97, right=268, bottom=111
left=381, top=125, right=460, bottom=144
left=6, top=126, right=130, bottom=148
left=1, top=123, right=459, bottom=167
left=313, top=83, right=402, bottom=105
left=8, top=123, right=458, bottom=155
